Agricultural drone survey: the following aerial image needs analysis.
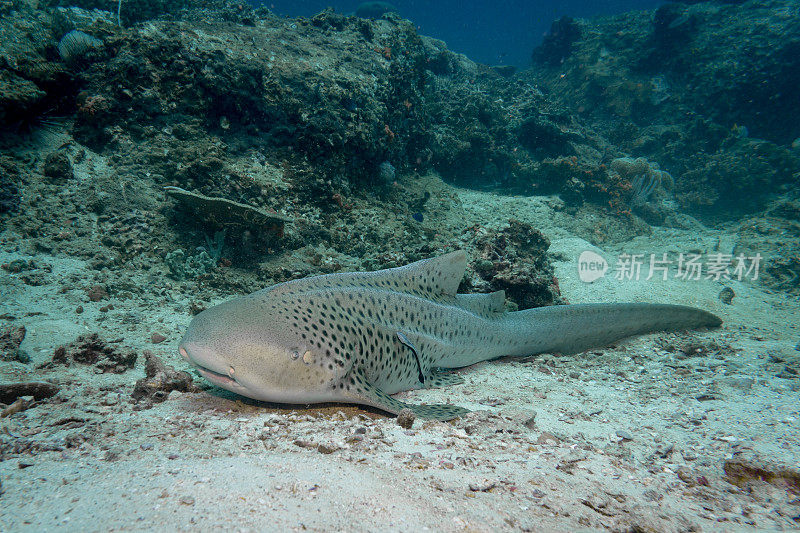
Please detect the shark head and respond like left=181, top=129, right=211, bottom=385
left=178, top=292, right=340, bottom=405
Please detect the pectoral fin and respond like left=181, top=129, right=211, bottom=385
left=396, top=331, right=425, bottom=384
left=395, top=331, right=465, bottom=390
left=342, top=366, right=470, bottom=421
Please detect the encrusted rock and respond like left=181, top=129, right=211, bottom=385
left=724, top=456, right=800, bottom=492
left=719, top=286, right=735, bottom=305
left=0, top=381, right=59, bottom=404
left=42, top=152, right=74, bottom=182
left=85, top=284, right=109, bottom=302
left=0, top=325, right=28, bottom=363
left=132, top=350, right=197, bottom=405
left=51, top=333, right=137, bottom=373
left=396, top=408, right=416, bottom=429
left=317, top=442, right=340, bottom=454
left=470, top=220, right=562, bottom=309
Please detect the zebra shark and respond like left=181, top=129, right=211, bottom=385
left=179, top=250, right=721, bottom=420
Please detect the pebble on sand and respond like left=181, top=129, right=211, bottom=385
left=396, top=408, right=416, bottom=429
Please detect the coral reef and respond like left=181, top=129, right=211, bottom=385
left=164, top=186, right=290, bottom=237
left=376, top=161, right=396, bottom=185
left=609, top=156, right=676, bottom=225
left=528, top=0, right=800, bottom=219
left=0, top=0, right=73, bottom=131
left=165, top=186, right=290, bottom=264
left=164, top=248, right=216, bottom=280
left=48, top=0, right=232, bottom=27
left=48, top=5, right=590, bottom=197
left=57, top=30, right=103, bottom=63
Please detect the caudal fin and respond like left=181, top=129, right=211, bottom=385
left=507, top=303, right=721, bottom=356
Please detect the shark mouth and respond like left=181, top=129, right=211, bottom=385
left=194, top=365, right=251, bottom=396
left=192, top=363, right=250, bottom=395
left=194, top=364, right=237, bottom=387
left=179, top=344, right=248, bottom=393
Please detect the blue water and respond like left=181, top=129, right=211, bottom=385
left=254, top=0, right=664, bottom=66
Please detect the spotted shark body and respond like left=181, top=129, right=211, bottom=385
left=180, top=250, right=721, bottom=420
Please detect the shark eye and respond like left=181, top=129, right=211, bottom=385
left=290, top=350, right=301, bottom=360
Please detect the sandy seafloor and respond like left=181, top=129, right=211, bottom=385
left=2, top=140, right=800, bottom=532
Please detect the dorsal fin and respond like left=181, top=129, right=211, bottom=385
left=455, top=290, right=506, bottom=316
left=393, top=250, right=466, bottom=298
left=266, top=250, right=468, bottom=299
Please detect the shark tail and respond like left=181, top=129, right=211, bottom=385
left=504, top=303, right=721, bottom=356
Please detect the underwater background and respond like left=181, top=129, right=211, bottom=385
left=257, top=0, right=664, bottom=66
left=1, top=0, right=799, bottom=531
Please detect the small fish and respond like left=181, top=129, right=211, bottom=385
left=180, top=251, right=721, bottom=420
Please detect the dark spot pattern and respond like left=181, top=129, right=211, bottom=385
left=266, top=253, right=505, bottom=399
left=256, top=252, right=533, bottom=418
